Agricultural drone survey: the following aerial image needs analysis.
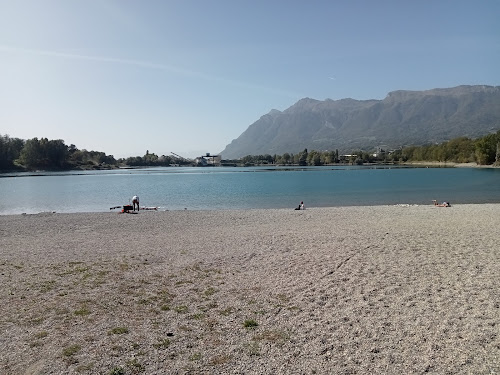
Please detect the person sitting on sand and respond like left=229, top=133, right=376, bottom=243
left=295, top=201, right=305, bottom=210
left=132, top=195, right=140, bottom=211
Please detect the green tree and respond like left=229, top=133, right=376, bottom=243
left=158, top=155, right=173, bottom=166
left=46, top=139, right=69, bottom=167
left=298, top=148, right=308, bottom=166
left=20, top=138, right=68, bottom=168
left=241, top=155, right=255, bottom=165
left=143, top=150, right=159, bottom=165
left=323, top=150, right=336, bottom=164
left=496, top=140, right=500, bottom=165
left=0, top=134, right=24, bottom=169
left=475, top=134, right=498, bottom=165
left=445, top=137, right=474, bottom=163
left=125, top=156, right=144, bottom=166
left=307, top=150, right=321, bottom=165
left=390, top=148, right=404, bottom=162
left=350, top=150, right=363, bottom=165
left=19, top=138, right=43, bottom=168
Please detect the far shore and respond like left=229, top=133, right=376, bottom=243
left=1, top=160, right=499, bottom=175
left=402, top=160, right=500, bottom=168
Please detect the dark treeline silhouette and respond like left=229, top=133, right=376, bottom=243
left=118, top=150, right=180, bottom=167
left=0, top=134, right=186, bottom=171
left=0, top=135, right=117, bottom=171
left=0, top=135, right=24, bottom=170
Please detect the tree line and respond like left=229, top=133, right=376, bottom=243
left=0, top=135, right=184, bottom=171
left=1, top=130, right=499, bottom=171
left=394, top=130, right=500, bottom=165
left=121, top=150, right=178, bottom=167
left=0, top=135, right=117, bottom=170
left=240, top=130, right=500, bottom=166
left=240, top=149, right=341, bottom=166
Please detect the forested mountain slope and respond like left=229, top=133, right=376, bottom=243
left=221, top=85, right=500, bottom=158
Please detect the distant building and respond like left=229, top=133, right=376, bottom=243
left=196, top=153, right=221, bottom=166
left=373, top=147, right=386, bottom=158
left=339, top=154, right=358, bottom=162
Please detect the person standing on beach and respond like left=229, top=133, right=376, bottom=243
left=132, top=195, right=140, bottom=211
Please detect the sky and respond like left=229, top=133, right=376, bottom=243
left=1, top=1, right=499, bottom=159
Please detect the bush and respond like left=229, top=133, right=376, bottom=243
left=243, top=319, right=258, bottom=328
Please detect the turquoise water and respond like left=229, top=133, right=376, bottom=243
left=1, top=166, right=499, bottom=214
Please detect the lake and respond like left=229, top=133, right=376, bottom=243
left=1, top=165, right=499, bottom=215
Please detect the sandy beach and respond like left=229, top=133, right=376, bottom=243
left=1, top=205, right=499, bottom=374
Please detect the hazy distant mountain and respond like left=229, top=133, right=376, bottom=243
left=220, top=85, right=500, bottom=159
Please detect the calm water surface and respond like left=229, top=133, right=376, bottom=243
left=1, top=166, right=499, bottom=214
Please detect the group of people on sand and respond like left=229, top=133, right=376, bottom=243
left=118, top=197, right=451, bottom=212
left=120, top=197, right=451, bottom=212
left=292, top=200, right=451, bottom=210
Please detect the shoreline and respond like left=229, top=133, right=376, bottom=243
left=2, top=201, right=500, bottom=217
left=403, top=160, right=500, bottom=168
left=2, top=161, right=498, bottom=176
left=1, top=205, right=499, bottom=374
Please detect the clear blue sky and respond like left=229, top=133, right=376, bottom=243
left=1, top=1, right=499, bottom=158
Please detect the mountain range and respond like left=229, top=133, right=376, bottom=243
left=220, top=85, right=500, bottom=159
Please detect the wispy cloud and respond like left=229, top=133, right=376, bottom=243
left=0, top=44, right=206, bottom=76
left=0, top=45, right=302, bottom=99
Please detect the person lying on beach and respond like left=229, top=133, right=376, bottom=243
left=433, top=200, right=451, bottom=207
